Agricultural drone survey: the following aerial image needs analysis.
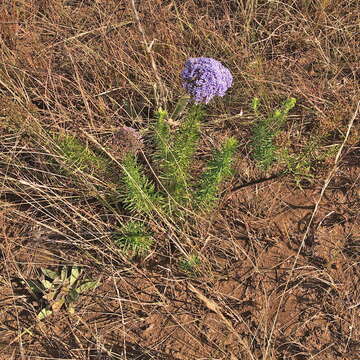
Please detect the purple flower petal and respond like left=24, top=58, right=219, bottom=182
left=181, top=57, right=233, bottom=104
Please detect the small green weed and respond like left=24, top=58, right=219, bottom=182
left=120, top=153, right=163, bottom=214
left=57, top=135, right=109, bottom=176
left=22, top=266, right=99, bottom=320
left=153, top=105, right=202, bottom=206
left=196, top=136, right=238, bottom=209
left=114, top=221, right=153, bottom=256
left=251, top=97, right=341, bottom=186
left=278, top=148, right=313, bottom=186
left=280, top=137, right=341, bottom=186
left=251, top=97, right=296, bottom=170
left=179, top=254, right=201, bottom=274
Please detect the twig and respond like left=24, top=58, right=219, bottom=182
left=130, top=0, right=168, bottom=106
left=226, top=171, right=283, bottom=198
left=41, top=22, right=133, bottom=52
left=66, top=47, right=95, bottom=129
left=188, top=283, right=255, bottom=360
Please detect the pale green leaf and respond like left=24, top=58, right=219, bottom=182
left=69, top=267, right=80, bottom=286
left=76, top=280, right=98, bottom=294
left=41, top=268, right=58, bottom=280
left=37, top=308, right=52, bottom=320
left=41, top=279, right=53, bottom=290
left=60, top=267, right=68, bottom=281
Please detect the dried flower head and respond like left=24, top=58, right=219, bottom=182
left=111, top=126, right=144, bottom=157
left=181, top=57, right=233, bottom=104
left=122, top=126, right=143, bottom=143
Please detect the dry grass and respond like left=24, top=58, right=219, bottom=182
left=1, top=0, right=360, bottom=359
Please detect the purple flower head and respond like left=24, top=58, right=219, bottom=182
left=181, top=57, right=233, bottom=104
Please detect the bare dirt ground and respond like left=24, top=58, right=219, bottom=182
left=1, top=1, right=359, bottom=359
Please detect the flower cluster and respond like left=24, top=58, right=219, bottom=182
left=112, top=126, right=144, bottom=157
left=181, top=57, right=233, bottom=104
left=122, top=126, right=143, bottom=143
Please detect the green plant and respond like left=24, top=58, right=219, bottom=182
left=120, top=153, right=163, bottom=214
left=23, top=266, right=99, bottom=320
left=114, top=221, right=153, bottom=256
left=57, top=135, right=109, bottom=175
left=251, top=98, right=342, bottom=186
left=153, top=108, right=171, bottom=166
left=153, top=105, right=202, bottom=205
left=251, top=97, right=297, bottom=170
left=279, top=137, right=341, bottom=187
left=179, top=254, right=201, bottom=274
left=116, top=104, right=238, bottom=257
left=278, top=148, right=313, bottom=186
left=196, top=137, right=238, bottom=209
left=121, top=104, right=236, bottom=214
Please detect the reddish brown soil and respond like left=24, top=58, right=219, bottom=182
left=1, top=166, right=359, bottom=359
left=1, top=0, right=360, bottom=359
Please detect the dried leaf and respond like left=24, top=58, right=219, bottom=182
left=51, top=297, right=65, bottom=312
left=188, top=283, right=221, bottom=313
left=43, top=290, right=57, bottom=301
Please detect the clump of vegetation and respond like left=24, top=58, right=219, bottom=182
left=117, top=104, right=238, bottom=256
left=22, top=267, right=99, bottom=320
left=56, top=135, right=109, bottom=176
left=179, top=253, right=201, bottom=274
left=121, top=105, right=237, bottom=214
left=251, top=97, right=297, bottom=170
left=196, top=136, right=238, bottom=209
left=114, top=221, right=153, bottom=256
left=153, top=106, right=202, bottom=206
left=50, top=105, right=238, bottom=259
left=120, top=152, right=163, bottom=214
left=250, top=97, right=341, bottom=186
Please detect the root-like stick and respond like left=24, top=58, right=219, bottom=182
left=130, top=0, right=168, bottom=107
